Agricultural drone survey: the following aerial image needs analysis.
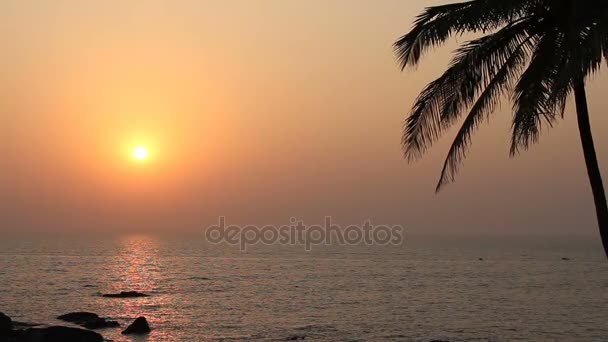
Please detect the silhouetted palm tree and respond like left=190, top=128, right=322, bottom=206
left=395, top=0, right=608, bottom=258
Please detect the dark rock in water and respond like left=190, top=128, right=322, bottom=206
left=285, top=335, right=306, bottom=340
left=21, top=326, right=103, bottom=342
left=0, top=312, right=13, bottom=333
left=562, top=257, right=571, bottom=261
left=121, top=317, right=150, bottom=335
left=57, top=312, right=99, bottom=325
left=102, top=291, right=149, bottom=298
left=1, top=330, right=25, bottom=342
left=478, top=258, right=484, bottom=261
left=83, top=318, right=120, bottom=330
left=57, top=312, right=118, bottom=330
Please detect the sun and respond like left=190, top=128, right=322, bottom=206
left=132, top=146, right=149, bottom=160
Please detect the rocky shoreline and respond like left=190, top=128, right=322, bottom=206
left=1, top=311, right=151, bottom=342
left=1, top=291, right=152, bottom=341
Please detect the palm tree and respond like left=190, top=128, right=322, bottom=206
left=395, top=0, right=608, bottom=258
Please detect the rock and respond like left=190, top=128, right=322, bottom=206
left=562, top=257, right=571, bottom=261
left=0, top=312, right=13, bottom=333
left=285, top=335, right=306, bottom=340
left=102, top=291, right=149, bottom=298
left=57, top=312, right=99, bottom=325
left=478, top=258, right=484, bottom=261
left=57, top=312, right=118, bottom=330
left=20, top=326, right=103, bottom=342
left=82, top=318, right=119, bottom=330
left=1, top=330, right=25, bottom=342
left=121, top=317, right=150, bottom=335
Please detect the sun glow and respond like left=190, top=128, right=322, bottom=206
left=133, top=146, right=149, bottom=160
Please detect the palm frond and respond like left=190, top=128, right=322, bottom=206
left=544, top=24, right=606, bottom=121
left=402, top=20, right=533, bottom=161
left=578, top=23, right=607, bottom=76
left=438, top=20, right=534, bottom=127
left=510, top=29, right=566, bottom=155
left=394, top=0, right=533, bottom=68
left=512, top=16, right=608, bottom=155
left=436, top=35, right=536, bottom=191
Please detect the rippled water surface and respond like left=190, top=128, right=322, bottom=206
left=0, top=235, right=607, bottom=341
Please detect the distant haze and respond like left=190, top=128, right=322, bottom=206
left=2, top=0, right=608, bottom=235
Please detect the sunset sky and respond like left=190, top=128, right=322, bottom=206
left=2, top=0, right=608, bottom=234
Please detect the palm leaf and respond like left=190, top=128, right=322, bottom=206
left=395, top=0, right=533, bottom=68
left=436, top=34, right=536, bottom=191
left=402, top=20, right=533, bottom=161
left=510, top=28, right=566, bottom=154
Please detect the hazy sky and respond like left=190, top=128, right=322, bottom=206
left=2, top=0, right=608, bottom=235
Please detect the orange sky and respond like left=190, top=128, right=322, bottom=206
left=2, top=0, right=608, bottom=234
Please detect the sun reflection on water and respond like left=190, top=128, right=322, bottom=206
left=101, top=235, right=179, bottom=341
left=113, top=235, right=160, bottom=292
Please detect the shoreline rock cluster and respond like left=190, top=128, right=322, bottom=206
left=1, top=312, right=104, bottom=342
left=2, top=312, right=151, bottom=341
left=2, top=290, right=152, bottom=341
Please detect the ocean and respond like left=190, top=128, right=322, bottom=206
left=0, top=234, right=606, bottom=341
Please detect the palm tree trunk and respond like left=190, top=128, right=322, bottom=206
left=573, top=80, right=608, bottom=259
